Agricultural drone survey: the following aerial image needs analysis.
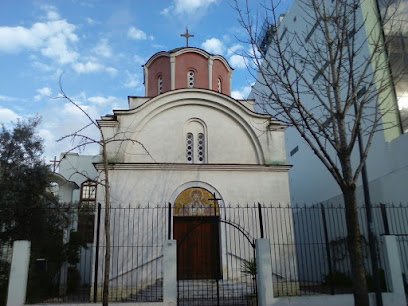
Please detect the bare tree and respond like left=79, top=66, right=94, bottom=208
left=235, top=0, right=404, bottom=305
left=56, top=80, right=150, bottom=305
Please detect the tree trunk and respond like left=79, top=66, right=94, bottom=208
left=343, top=184, right=369, bottom=306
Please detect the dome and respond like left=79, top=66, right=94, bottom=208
left=143, top=47, right=233, bottom=97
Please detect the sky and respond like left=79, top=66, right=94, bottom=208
left=0, top=0, right=293, bottom=163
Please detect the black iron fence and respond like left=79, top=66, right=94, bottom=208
left=0, top=244, right=12, bottom=306
left=2, top=203, right=408, bottom=304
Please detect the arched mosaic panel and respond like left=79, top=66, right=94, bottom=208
left=174, top=187, right=220, bottom=216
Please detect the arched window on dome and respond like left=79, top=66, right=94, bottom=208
left=158, top=75, right=163, bottom=94
left=187, top=70, right=195, bottom=88
left=217, top=77, right=222, bottom=93
left=184, top=119, right=207, bottom=164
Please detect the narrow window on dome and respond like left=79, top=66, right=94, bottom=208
left=158, top=75, right=163, bottom=94
left=217, top=78, right=222, bottom=93
left=186, top=133, right=194, bottom=163
left=188, top=71, right=195, bottom=88
left=197, top=133, right=205, bottom=163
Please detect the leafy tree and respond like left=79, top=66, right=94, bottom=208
left=0, top=117, right=50, bottom=243
left=0, top=117, right=85, bottom=303
left=235, top=0, right=404, bottom=305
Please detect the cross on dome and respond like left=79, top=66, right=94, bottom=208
left=180, top=27, right=194, bottom=47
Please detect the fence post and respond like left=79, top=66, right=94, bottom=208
left=258, top=203, right=264, bottom=238
left=7, top=240, right=31, bottom=306
left=168, top=203, right=172, bottom=240
left=256, top=238, right=274, bottom=306
left=163, top=240, right=177, bottom=305
left=383, top=235, right=405, bottom=306
left=380, top=204, right=390, bottom=235
left=320, top=204, right=334, bottom=295
left=93, top=203, right=102, bottom=302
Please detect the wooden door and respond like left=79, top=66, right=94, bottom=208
left=174, top=216, right=221, bottom=280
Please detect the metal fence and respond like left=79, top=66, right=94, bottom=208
left=0, top=244, right=12, bottom=306
left=280, top=204, right=391, bottom=296
left=4, top=203, right=408, bottom=304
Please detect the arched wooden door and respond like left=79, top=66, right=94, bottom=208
left=173, top=187, right=221, bottom=280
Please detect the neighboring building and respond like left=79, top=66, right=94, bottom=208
left=250, top=0, right=408, bottom=205
left=57, top=46, right=295, bottom=299
left=56, top=153, right=99, bottom=290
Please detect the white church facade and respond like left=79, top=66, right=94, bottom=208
left=58, top=46, right=295, bottom=299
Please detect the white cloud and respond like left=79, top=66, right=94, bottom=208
left=231, top=85, right=252, bottom=100
left=201, top=38, right=225, bottom=55
left=72, top=61, right=103, bottom=74
left=34, top=87, right=52, bottom=101
left=0, top=95, right=18, bottom=102
left=229, top=54, right=247, bottom=69
left=133, top=54, right=145, bottom=65
left=123, top=71, right=140, bottom=89
left=88, top=96, right=121, bottom=108
left=105, top=67, right=118, bottom=77
left=86, top=17, right=98, bottom=26
left=161, top=0, right=219, bottom=17
left=127, top=27, right=153, bottom=40
left=0, top=108, right=20, bottom=123
left=40, top=4, right=60, bottom=21
left=71, top=59, right=117, bottom=76
left=31, top=61, right=53, bottom=72
left=92, top=38, right=112, bottom=58
left=227, top=44, right=244, bottom=56
left=0, top=19, right=79, bottom=64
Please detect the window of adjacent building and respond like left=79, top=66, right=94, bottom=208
left=280, top=27, right=287, bottom=41
left=81, top=181, right=97, bottom=204
left=158, top=75, right=163, bottom=94
left=217, top=78, right=222, bottom=93
left=188, top=71, right=195, bottom=88
left=290, top=146, right=299, bottom=156
left=305, top=17, right=322, bottom=42
left=78, top=180, right=97, bottom=243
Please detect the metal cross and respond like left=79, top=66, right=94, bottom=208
left=180, top=27, right=194, bottom=47
left=49, top=156, right=60, bottom=172
left=208, top=192, right=221, bottom=216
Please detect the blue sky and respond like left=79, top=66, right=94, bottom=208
left=0, top=0, right=293, bottom=162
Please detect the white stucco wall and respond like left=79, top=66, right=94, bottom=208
left=95, top=164, right=291, bottom=206
left=99, top=89, right=287, bottom=166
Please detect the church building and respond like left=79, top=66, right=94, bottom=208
left=58, top=41, right=294, bottom=299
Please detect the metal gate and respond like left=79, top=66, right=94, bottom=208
left=175, top=216, right=258, bottom=306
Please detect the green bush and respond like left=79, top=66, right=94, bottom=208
left=323, top=270, right=353, bottom=288
left=366, top=269, right=387, bottom=292
left=67, top=267, right=80, bottom=293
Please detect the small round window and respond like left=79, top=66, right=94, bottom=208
left=158, top=75, right=163, bottom=94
